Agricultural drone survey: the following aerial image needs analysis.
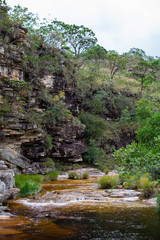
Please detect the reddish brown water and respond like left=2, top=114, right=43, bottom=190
left=1, top=178, right=160, bottom=240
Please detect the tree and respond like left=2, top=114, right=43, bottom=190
left=105, top=51, right=127, bottom=82
left=0, top=0, right=6, bottom=6
left=0, top=2, right=11, bottom=42
left=123, top=48, right=151, bottom=71
left=84, top=44, right=107, bottom=63
left=127, top=48, right=148, bottom=61
left=131, top=60, right=157, bottom=91
left=43, top=20, right=97, bottom=57
left=9, top=5, right=39, bottom=32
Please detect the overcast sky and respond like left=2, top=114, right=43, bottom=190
left=6, top=0, right=160, bottom=57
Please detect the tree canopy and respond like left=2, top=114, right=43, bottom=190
left=40, top=20, right=97, bottom=57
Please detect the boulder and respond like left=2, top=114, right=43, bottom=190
left=0, top=180, right=6, bottom=194
left=1, top=146, right=30, bottom=169
left=0, top=169, right=19, bottom=204
left=0, top=169, right=15, bottom=189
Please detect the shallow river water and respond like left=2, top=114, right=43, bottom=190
left=1, top=177, right=160, bottom=240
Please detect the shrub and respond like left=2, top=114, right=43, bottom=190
left=123, top=174, right=139, bottom=189
left=44, top=134, right=53, bottom=150
left=15, top=174, right=43, bottom=197
left=104, top=168, right=110, bottom=174
left=82, top=139, right=105, bottom=164
left=122, top=172, right=158, bottom=198
left=43, top=170, right=58, bottom=181
left=68, top=171, right=79, bottom=180
left=113, top=99, right=160, bottom=179
left=82, top=172, right=89, bottom=179
left=79, top=111, right=108, bottom=140
left=43, top=157, right=55, bottom=168
left=138, top=174, right=158, bottom=198
left=98, top=175, right=120, bottom=189
left=18, top=182, right=41, bottom=198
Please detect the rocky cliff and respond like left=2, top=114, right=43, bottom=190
left=0, top=19, right=87, bottom=203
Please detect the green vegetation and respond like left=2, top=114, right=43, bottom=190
left=82, top=172, right=89, bottom=179
left=114, top=99, right=160, bottom=179
left=82, top=139, right=105, bottom=165
left=15, top=174, right=43, bottom=197
left=43, top=170, right=59, bottom=181
left=79, top=111, right=108, bottom=140
left=98, top=175, right=120, bottom=189
left=68, top=171, right=79, bottom=180
left=120, top=172, right=158, bottom=198
left=44, top=135, right=53, bottom=150
left=15, top=170, right=59, bottom=197
left=68, top=171, right=89, bottom=179
left=43, top=157, right=55, bottom=168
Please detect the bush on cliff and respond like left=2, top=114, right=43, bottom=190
left=43, top=157, right=55, bottom=168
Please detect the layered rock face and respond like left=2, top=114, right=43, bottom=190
left=0, top=22, right=86, bottom=174
left=0, top=19, right=87, bottom=203
left=0, top=111, right=45, bottom=160
left=49, top=118, right=87, bottom=162
left=0, top=23, right=27, bottom=81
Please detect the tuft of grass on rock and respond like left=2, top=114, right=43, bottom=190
left=82, top=172, right=89, bottom=179
left=15, top=174, right=43, bottom=198
left=68, top=171, right=80, bottom=180
left=98, top=175, right=120, bottom=189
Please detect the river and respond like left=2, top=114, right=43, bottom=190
left=0, top=175, right=160, bottom=240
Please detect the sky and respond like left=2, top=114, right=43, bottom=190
left=6, top=0, right=160, bottom=57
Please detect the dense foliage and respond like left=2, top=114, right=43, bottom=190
left=114, top=99, right=160, bottom=178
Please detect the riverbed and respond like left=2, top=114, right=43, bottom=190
left=0, top=174, right=160, bottom=240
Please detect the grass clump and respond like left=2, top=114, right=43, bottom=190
left=123, top=175, right=139, bottom=189
left=43, top=158, right=55, bottom=168
left=104, top=168, right=110, bottom=174
left=98, top=175, right=120, bottom=189
left=138, top=174, right=158, bottom=198
left=82, top=172, right=89, bottom=179
left=15, top=174, right=43, bottom=198
left=68, top=171, right=79, bottom=180
left=43, top=169, right=59, bottom=181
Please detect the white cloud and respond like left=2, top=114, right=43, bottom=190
left=6, top=0, right=160, bottom=56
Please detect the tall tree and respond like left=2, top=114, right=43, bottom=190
left=105, top=51, right=127, bottom=82
left=84, top=45, right=107, bottom=63
left=41, top=20, right=97, bottom=57
left=131, top=60, right=157, bottom=91
left=9, top=5, right=39, bottom=32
